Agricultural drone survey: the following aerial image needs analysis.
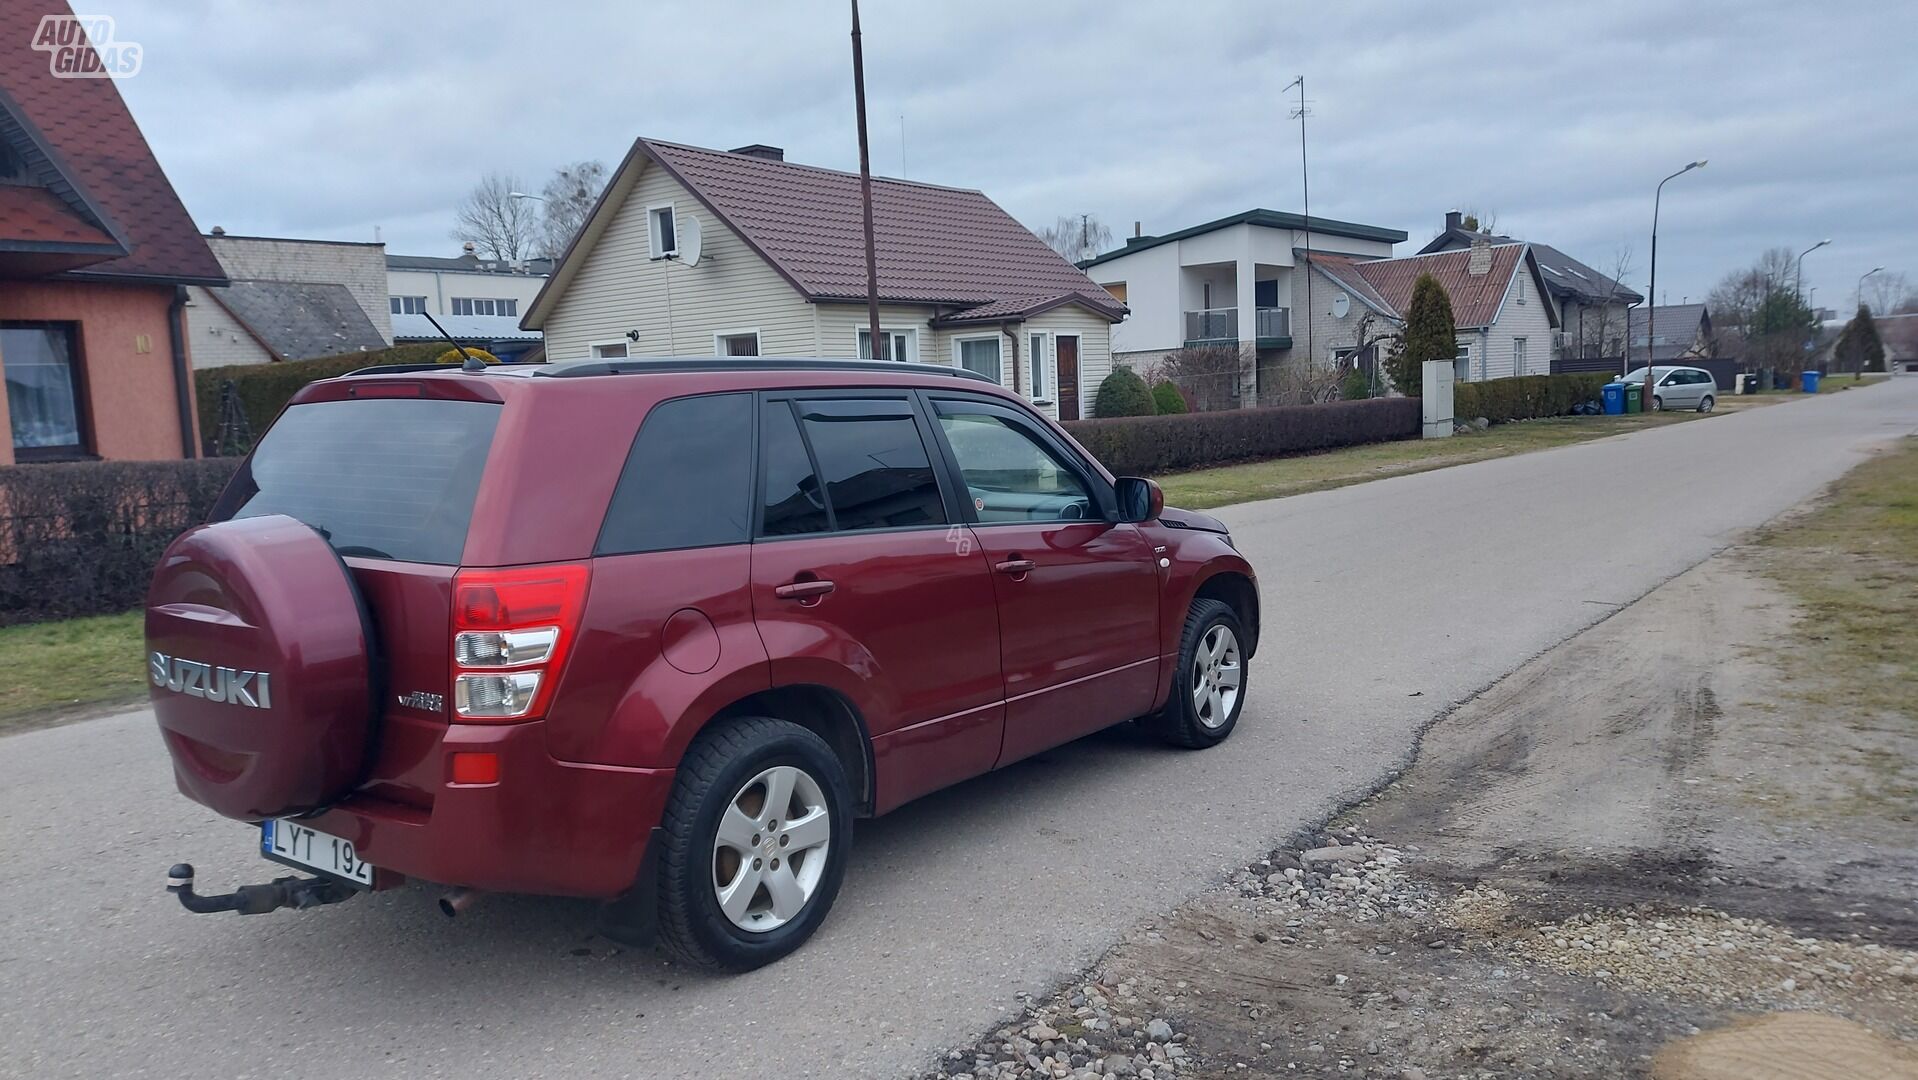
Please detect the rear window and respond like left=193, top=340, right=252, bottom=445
left=214, top=398, right=500, bottom=564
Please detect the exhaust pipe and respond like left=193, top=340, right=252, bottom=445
left=438, top=887, right=482, bottom=918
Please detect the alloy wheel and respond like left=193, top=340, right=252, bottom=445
left=1190, top=624, right=1243, bottom=729
left=711, top=764, right=832, bottom=933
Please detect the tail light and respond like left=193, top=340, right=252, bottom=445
left=450, top=563, right=589, bottom=721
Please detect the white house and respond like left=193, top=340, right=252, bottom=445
left=521, top=139, right=1125, bottom=420
left=1307, top=235, right=1561, bottom=383
left=1076, top=209, right=1407, bottom=398
left=386, top=247, right=549, bottom=359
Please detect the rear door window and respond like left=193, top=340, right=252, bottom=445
left=599, top=393, right=754, bottom=554
left=214, top=397, right=499, bottom=564
left=793, top=399, right=946, bottom=532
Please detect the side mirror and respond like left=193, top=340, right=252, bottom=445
left=1115, top=476, right=1164, bottom=523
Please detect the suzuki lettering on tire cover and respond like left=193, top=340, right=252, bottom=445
left=146, top=515, right=376, bottom=820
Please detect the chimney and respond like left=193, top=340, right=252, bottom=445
left=1133, top=220, right=1142, bottom=238
left=209, top=225, right=226, bottom=236
left=1445, top=209, right=1462, bottom=233
left=1468, top=233, right=1491, bottom=276
left=729, top=144, right=785, bottom=161
left=462, top=241, right=477, bottom=255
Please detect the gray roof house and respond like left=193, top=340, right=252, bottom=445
left=1627, top=303, right=1714, bottom=364
left=1420, top=211, right=1641, bottom=365
left=186, top=233, right=393, bottom=367
left=522, top=138, right=1123, bottom=420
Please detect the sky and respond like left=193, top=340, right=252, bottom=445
left=103, top=0, right=1918, bottom=311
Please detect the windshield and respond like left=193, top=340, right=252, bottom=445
left=212, top=397, right=501, bottom=564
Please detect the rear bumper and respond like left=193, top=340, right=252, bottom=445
left=303, top=722, right=673, bottom=899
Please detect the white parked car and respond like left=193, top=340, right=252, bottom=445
left=1622, top=366, right=1718, bottom=412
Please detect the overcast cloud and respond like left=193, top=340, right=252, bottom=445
left=108, top=0, right=1918, bottom=308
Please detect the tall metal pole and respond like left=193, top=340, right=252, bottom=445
left=1858, top=267, right=1883, bottom=313
left=1644, top=161, right=1706, bottom=393
left=851, top=0, right=884, bottom=359
left=1795, top=239, right=1830, bottom=307
left=1290, top=77, right=1312, bottom=384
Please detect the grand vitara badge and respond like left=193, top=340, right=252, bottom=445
left=149, top=652, right=273, bottom=709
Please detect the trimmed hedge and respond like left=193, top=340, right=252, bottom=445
left=1150, top=381, right=1189, bottom=414
left=1453, top=373, right=1612, bottom=425
left=1061, top=397, right=1420, bottom=477
left=194, top=343, right=451, bottom=454
left=0, top=458, right=241, bottom=625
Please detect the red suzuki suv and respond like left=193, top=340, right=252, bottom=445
left=147, top=358, right=1258, bottom=970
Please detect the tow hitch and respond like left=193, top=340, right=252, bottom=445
left=166, top=862, right=360, bottom=915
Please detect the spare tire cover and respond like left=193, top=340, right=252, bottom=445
left=146, top=514, right=376, bottom=820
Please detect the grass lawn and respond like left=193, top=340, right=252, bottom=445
left=1746, top=436, right=1918, bottom=815
left=0, top=611, right=146, bottom=735
left=1156, top=411, right=1701, bottom=510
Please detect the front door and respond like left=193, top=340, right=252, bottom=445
left=925, top=394, right=1160, bottom=766
left=1056, top=336, right=1081, bottom=420
left=749, top=394, right=1005, bottom=813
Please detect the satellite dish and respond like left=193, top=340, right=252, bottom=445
left=679, top=214, right=703, bottom=267
left=1331, top=292, right=1350, bottom=318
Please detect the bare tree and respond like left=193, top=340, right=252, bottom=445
left=1862, top=270, right=1910, bottom=316
left=1568, top=245, right=1636, bottom=360
left=452, top=172, right=540, bottom=261
left=1151, top=344, right=1244, bottom=412
left=1706, top=247, right=1798, bottom=336
left=1458, top=207, right=1500, bottom=235
left=537, top=160, right=607, bottom=260
left=1036, top=214, right=1114, bottom=264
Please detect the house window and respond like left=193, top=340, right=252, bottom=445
left=1453, top=343, right=1471, bottom=384
left=1513, top=337, right=1527, bottom=375
left=1029, top=332, right=1050, bottom=400
left=648, top=204, right=677, bottom=259
left=591, top=342, right=629, bottom=359
left=450, top=298, right=517, bottom=317
left=716, top=331, right=760, bottom=357
left=3, top=322, right=86, bottom=460
left=856, top=328, right=914, bottom=362
left=956, top=337, right=1002, bottom=383
left=389, top=295, right=427, bottom=315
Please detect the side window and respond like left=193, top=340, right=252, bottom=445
left=759, top=400, right=830, bottom=537
left=795, top=399, right=946, bottom=531
left=933, top=403, right=1094, bottom=523
left=599, top=393, right=754, bottom=555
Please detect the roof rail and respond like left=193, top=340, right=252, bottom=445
left=536, top=358, right=995, bottom=382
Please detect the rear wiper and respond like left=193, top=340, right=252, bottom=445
left=333, top=545, right=392, bottom=559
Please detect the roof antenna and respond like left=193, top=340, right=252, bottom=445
left=421, top=310, right=488, bottom=373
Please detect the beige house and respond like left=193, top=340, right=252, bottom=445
left=522, top=139, right=1125, bottom=420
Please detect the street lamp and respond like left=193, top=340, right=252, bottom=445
left=1858, top=266, right=1884, bottom=312
left=507, top=191, right=544, bottom=202
left=1643, top=160, right=1707, bottom=393
left=1795, top=239, right=1830, bottom=305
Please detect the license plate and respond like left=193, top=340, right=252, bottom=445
left=261, top=818, right=374, bottom=887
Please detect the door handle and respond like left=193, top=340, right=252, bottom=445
left=774, top=579, right=836, bottom=600
left=993, top=558, right=1036, bottom=575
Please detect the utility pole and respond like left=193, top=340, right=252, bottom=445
left=1288, top=76, right=1311, bottom=386
left=850, top=0, right=884, bottom=358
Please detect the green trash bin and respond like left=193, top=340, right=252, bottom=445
left=1625, top=383, right=1643, bottom=414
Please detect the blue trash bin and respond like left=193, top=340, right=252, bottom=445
left=1801, top=370, right=1822, bottom=393
left=1601, top=382, right=1625, bottom=415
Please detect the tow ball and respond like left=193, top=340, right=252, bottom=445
left=166, top=863, right=359, bottom=915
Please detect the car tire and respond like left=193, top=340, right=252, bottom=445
left=1651, top=395, right=1664, bottom=411
left=1697, top=394, right=1714, bottom=413
left=1147, top=598, right=1248, bottom=750
left=654, top=716, right=851, bottom=972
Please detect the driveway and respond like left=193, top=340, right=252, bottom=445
left=3, top=380, right=1914, bottom=1080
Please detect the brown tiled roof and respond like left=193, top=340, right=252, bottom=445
left=0, top=1, right=225, bottom=283
left=0, top=184, right=117, bottom=247
left=641, top=138, right=1124, bottom=318
left=1304, top=252, right=1396, bottom=318
left=1349, top=246, right=1529, bottom=329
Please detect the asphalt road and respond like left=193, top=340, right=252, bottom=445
left=4, top=380, right=1914, bottom=1080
